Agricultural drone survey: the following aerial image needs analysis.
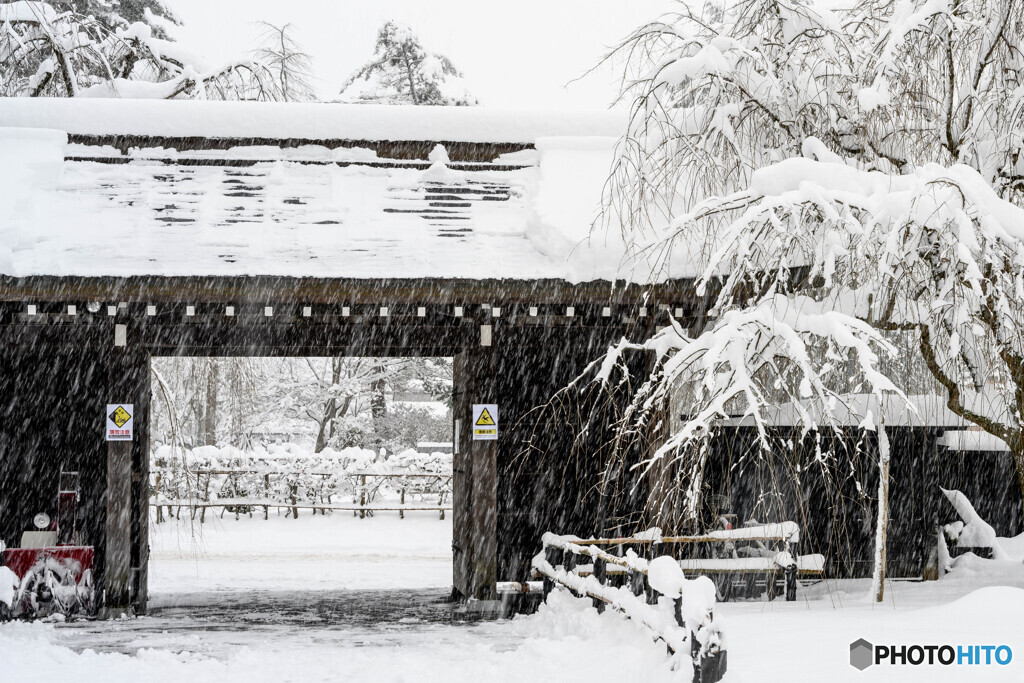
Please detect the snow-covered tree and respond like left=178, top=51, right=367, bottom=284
left=0, top=1, right=277, bottom=98
left=151, top=357, right=452, bottom=455
left=61, top=0, right=179, bottom=39
left=338, top=20, right=476, bottom=105
left=251, top=21, right=316, bottom=102
left=592, top=0, right=1024, bottom=596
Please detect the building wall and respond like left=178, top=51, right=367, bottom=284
left=704, top=427, right=1022, bottom=579
left=0, top=334, right=109, bottom=574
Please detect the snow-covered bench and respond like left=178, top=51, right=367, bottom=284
left=542, top=522, right=823, bottom=602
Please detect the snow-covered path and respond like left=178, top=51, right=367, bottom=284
left=4, top=513, right=1024, bottom=682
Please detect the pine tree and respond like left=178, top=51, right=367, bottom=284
left=338, top=20, right=476, bottom=106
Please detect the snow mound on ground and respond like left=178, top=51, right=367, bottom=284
left=918, top=585, right=1024, bottom=622
left=508, top=589, right=678, bottom=679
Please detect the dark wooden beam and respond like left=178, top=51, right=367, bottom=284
left=67, top=135, right=531, bottom=163
left=0, top=275, right=700, bottom=307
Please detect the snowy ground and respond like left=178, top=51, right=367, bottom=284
left=147, top=510, right=454, bottom=592
left=3, top=512, right=1024, bottom=682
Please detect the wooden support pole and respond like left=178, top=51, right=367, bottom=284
left=460, top=343, right=499, bottom=602
left=593, top=557, right=607, bottom=613
left=542, top=546, right=560, bottom=599
left=104, top=328, right=136, bottom=617
left=470, top=425, right=498, bottom=600
left=359, top=474, right=366, bottom=519
left=132, top=363, right=150, bottom=615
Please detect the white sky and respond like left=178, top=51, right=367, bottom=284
left=167, top=0, right=671, bottom=108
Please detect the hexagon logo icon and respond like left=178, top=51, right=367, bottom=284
left=850, top=638, right=874, bottom=670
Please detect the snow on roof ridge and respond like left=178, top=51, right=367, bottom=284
left=0, top=98, right=626, bottom=144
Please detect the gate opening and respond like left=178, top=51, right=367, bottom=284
left=147, top=356, right=455, bottom=596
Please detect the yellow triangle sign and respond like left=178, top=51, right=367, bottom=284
left=475, top=408, right=496, bottom=426
left=110, top=406, right=131, bottom=428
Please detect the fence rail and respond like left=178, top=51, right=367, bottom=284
left=533, top=532, right=727, bottom=683
left=151, top=469, right=452, bottom=522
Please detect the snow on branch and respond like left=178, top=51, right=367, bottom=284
left=591, top=0, right=1024, bottom=520
left=1, top=3, right=279, bottom=100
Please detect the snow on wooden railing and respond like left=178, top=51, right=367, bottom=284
left=151, top=469, right=451, bottom=523
left=533, top=532, right=727, bottom=683
left=543, top=523, right=809, bottom=602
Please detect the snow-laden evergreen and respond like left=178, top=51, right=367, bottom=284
left=0, top=1, right=277, bottom=98
left=338, top=20, right=476, bottom=106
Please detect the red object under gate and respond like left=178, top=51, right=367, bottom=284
left=2, top=546, right=94, bottom=582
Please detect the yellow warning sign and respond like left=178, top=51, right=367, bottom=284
left=110, top=406, right=131, bottom=428
left=106, top=403, right=134, bottom=441
left=472, top=404, right=498, bottom=441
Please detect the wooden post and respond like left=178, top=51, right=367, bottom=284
left=921, top=429, right=941, bottom=580
left=264, top=474, right=270, bottom=520
left=359, top=474, right=366, bottom=519
left=132, top=368, right=150, bottom=615
left=673, top=595, right=684, bottom=627
left=400, top=486, right=405, bottom=520
left=593, top=557, right=606, bottom=613
left=104, top=327, right=136, bottom=617
left=470, top=427, right=498, bottom=600
left=154, top=472, right=163, bottom=524
left=645, top=543, right=658, bottom=605
left=542, top=546, right=560, bottom=599
left=458, top=342, right=500, bottom=602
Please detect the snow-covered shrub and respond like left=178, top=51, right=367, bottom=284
left=150, top=444, right=453, bottom=519
left=941, top=488, right=1012, bottom=562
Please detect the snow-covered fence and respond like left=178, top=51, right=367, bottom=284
left=533, top=532, right=727, bottom=683
left=536, top=524, right=823, bottom=603
left=150, top=445, right=452, bottom=522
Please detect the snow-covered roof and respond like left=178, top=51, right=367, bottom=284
left=723, top=393, right=998, bottom=430
left=0, top=101, right=662, bottom=283
left=0, top=98, right=625, bottom=144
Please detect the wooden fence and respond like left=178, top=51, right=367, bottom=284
left=533, top=532, right=727, bottom=683
left=151, top=469, right=452, bottom=522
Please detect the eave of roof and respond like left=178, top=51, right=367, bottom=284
left=0, top=275, right=699, bottom=306
left=0, top=98, right=625, bottom=145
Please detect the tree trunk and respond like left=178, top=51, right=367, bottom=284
left=872, top=425, right=891, bottom=603
left=204, top=359, right=219, bottom=446
left=1009, top=437, right=1024, bottom=511
left=314, top=407, right=333, bottom=453
left=230, top=360, right=243, bottom=447
left=371, top=362, right=388, bottom=448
